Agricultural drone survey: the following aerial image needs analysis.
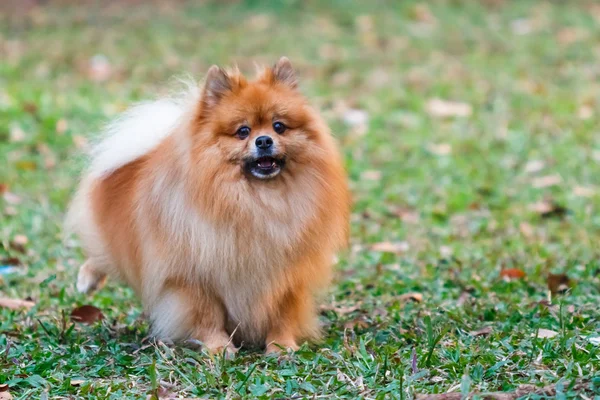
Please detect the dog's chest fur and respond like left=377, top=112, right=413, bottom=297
left=139, top=167, right=320, bottom=330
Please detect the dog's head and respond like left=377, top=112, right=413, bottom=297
left=192, top=57, right=331, bottom=181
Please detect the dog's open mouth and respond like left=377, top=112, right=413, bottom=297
left=244, top=156, right=286, bottom=179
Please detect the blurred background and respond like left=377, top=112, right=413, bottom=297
left=1, top=1, right=600, bottom=398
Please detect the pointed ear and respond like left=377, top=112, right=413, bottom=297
left=201, top=65, right=232, bottom=108
left=272, top=57, right=297, bottom=88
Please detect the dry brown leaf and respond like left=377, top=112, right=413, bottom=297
left=56, top=118, right=68, bottom=134
left=71, top=305, right=104, bottom=324
left=536, top=328, right=558, bottom=339
left=344, top=315, right=369, bottom=330
left=524, top=160, right=545, bottom=173
left=470, top=326, right=493, bottom=337
left=387, top=206, right=419, bottom=224
left=0, top=257, right=21, bottom=266
left=0, top=391, right=12, bottom=400
left=427, top=143, right=452, bottom=156
left=573, top=186, right=595, bottom=197
left=12, top=234, right=28, bottom=247
left=371, top=241, right=409, bottom=254
left=519, top=222, right=534, bottom=238
left=532, top=174, right=562, bottom=188
left=500, top=268, right=526, bottom=279
left=530, top=201, right=569, bottom=219
left=578, top=105, right=593, bottom=120
left=72, top=135, right=88, bottom=149
left=0, top=298, right=35, bottom=310
left=511, top=18, right=533, bottom=35
left=410, top=4, right=436, bottom=24
left=9, top=237, right=27, bottom=254
left=398, top=292, right=423, bottom=302
left=439, top=246, right=453, bottom=257
left=547, top=273, right=572, bottom=295
left=3, top=192, right=22, bottom=205
left=9, top=125, right=25, bottom=142
left=361, top=170, right=382, bottom=181
left=319, top=304, right=360, bottom=315
left=426, top=98, right=472, bottom=118
left=88, top=54, right=112, bottom=82
left=343, top=109, right=369, bottom=128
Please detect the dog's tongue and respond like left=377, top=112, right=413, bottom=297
left=259, top=159, right=273, bottom=168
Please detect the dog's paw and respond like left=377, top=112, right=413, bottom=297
left=265, top=341, right=299, bottom=355
left=76, top=260, right=106, bottom=294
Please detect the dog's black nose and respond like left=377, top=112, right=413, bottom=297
left=255, top=135, right=273, bottom=149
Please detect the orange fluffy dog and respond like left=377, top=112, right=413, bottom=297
left=67, top=57, right=350, bottom=355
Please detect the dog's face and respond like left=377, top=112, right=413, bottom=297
left=193, top=58, right=325, bottom=181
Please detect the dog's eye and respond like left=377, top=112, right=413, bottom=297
left=236, top=126, right=251, bottom=139
left=273, top=121, right=286, bottom=134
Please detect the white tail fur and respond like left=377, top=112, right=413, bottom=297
left=88, top=82, right=199, bottom=178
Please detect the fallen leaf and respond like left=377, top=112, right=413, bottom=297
left=524, top=160, right=545, bottom=173
left=71, top=305, right=104, bottom=324
left=14, top=160, right=36, bottom=171
left=536, top=328, right=558, bottom=339
left=439, top=246, right=453, bottom=257
left=427, top=143, right=452, bottom=156
left=88, top=54, right=112, bottom=82
left=470, top=326, right=493, bottom=337
left=22, top=102, right=37, bottom=115
left=11, top=234, right=28, bottom=246
left=398, top=292, right=423, bottom=302
left=547, top=273, right=572, bottom=295
left=342, top=109, right=369, bottom=128
left=530, top=201, right=569, bottom=219
left=426, top=98, right=472, bottom=118
left=9, top=235, right=28, bottom=253
left=578, top=105, right=593, bottom=120
left=557, top=27, right=586, bottom=45
left=410, top=4, right=436, bottom=24
left=72, top=135, right=88, bottom=149
left=361, top=170, right=382, bottom=181
left=0, top=257, right=21, bottom=266
left=532, top=174, right=562, bottom=188
left=371, top=241, right=409, bottom=254
left=70, top=379, right=85, bottom=387
left=9, top=125, right=25, bottom=142
left=519, top=222, right=534, bottom=238
left=573, top=186, right=595, bottom=197
left=3, top=192, right=22, bottom=205
left=511, top=18, right=532, bottom=35
left=387, top=206, right=419, bottom=224
left=0, top=391, right=12, bottom=400
left=0, top=298, right=35, bottom=310
left=56, top=119, right=68, bottom=134
left=500, top=268, right=526, bottom=279
left=344, top=315, right=369, bottom=330
left=319, top=304, right=360, bottom=315
left=457, top=291, right=471, bottom=307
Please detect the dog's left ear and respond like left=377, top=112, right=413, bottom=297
left=202, top=65, right=233, bottom=109
left=271, top=57, right=297, bottom=89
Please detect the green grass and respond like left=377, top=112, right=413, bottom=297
left=1, top=1, right=600, bottom=398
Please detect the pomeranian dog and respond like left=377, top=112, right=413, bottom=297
left=66, top=57, right=350, bottom=355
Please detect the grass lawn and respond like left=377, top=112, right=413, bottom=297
left=1, top=1, right=600, bottom=398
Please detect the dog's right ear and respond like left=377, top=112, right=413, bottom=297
left=201, top=65, right=232, bottom=109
